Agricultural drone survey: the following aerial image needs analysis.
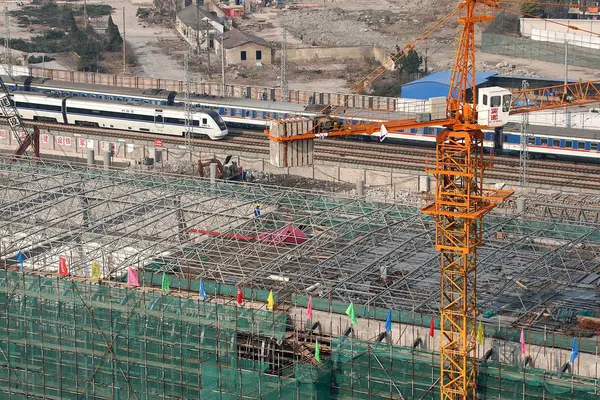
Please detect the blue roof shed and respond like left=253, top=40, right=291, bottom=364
left=400, top=72, right=498, bottom=100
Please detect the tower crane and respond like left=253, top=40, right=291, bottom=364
left=266, top=0, right=600, bottom=398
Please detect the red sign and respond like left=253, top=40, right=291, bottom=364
left=57, top=136, right=64, bottom=145
left=64, top=137, right=72, bottom=147
left=79, top=138, right=86, bottom=147
left=154, top=140, right=163, bottom=147
left=490, top=107, right=499, bottom=121
left=42, top=134, right=49, bottom=144
left=0, top=130, right=6, bottom=139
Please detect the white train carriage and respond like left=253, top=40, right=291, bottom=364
left=63, top=97, right=228, bottom=139
left=12, top=93, right=66, bottom=123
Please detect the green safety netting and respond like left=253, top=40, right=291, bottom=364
left=0, top=271, right=599, bottom=399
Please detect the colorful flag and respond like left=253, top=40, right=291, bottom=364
left=345, top=302, right=357, bottom=325
left=91, top=261, right=102, bottom=280
left=429, top=316, right=435, bottom=337
left=314, top=339, right=321, bottom=362
left=385, top=309, right=392, bottom=332
left=199, top=279, right=208, bottom=300
left=570, top=337, right=579, bottom=364
left=127, top=267, right=139, bottom=287
left=161, top=272, right=170, bottom=293
left=477, top=321, right=484, bottom=345
left=306, top=295, right=313, bottom=319
left=16, top=250, right=24, bottom=271
left=236, top=285, right=243, bottom=305
left=59, top=257, right=68, bottom=276
left=520, top=329, right=526, bottom=355
left=267, top=290, right=275, bottom=310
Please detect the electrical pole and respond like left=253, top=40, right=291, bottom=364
left=206, top=19, right=211, bottom=79
left=519, top=80, right=530, bottom=187
left=564, top=39, right=568, bottom=86
left=84, top=0, right=88, bottom=29
left=122, top=7, right=126, bottom=74
left=221, top=34, right=225, bottom=95
left=4, top=7, right=12, bottom=77
left=184, top=52, right=193, bottom=151
left=196, top=4, right=200, bottom=53
left=281, top=27, right=288, bottom=102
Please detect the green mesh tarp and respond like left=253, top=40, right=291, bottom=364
left=0, top=271, right=599, bottom=399
left=481, top=10, right=600, bottom=70
left=0, top=271, right=294, bottom=399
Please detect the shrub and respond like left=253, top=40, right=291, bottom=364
left=28, top=55, right=56, bottom=64
left=136, top=7, right=150, bottom=19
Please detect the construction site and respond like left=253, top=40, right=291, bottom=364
left=3, top=0, right=600, bottom=398
left=0, top=155, right=598, bottom=399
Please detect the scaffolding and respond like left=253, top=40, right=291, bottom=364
left=1, top=157, right=600, bottom=396
left=0, top=270, right=600, bottom=399
left=0, top=157, right=599, bottom=327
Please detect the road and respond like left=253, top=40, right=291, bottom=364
left=106, top=0, right=187, bottom=79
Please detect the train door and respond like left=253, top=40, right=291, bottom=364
left=155, top=110, right=164, bottom=129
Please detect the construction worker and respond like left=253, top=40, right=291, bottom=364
left=254, top=204, right=261, bottom=217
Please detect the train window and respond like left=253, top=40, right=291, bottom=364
left=490, top=96, right=501, bottom=107
left=552, top=139, right=560, bottom=147
left=540, top=138, right=548, bottom=146
left=202, top=118, right=207, bottom=125
left=482, top=95, right=487, bottom=106
left=155, top=114, right=164, bottom=123
left=565, top=140, right=573, bottom=148
left=592, top=143, right=599, bottom=151
left=578, top=141, right=586, bottom=149
left=527, top=137, right=535, bottom=145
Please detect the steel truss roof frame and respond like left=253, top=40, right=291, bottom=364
left=0, top=157, right=599, bottom=332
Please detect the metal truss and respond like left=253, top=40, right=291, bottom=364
left=0, top=157, right=599, bottom=333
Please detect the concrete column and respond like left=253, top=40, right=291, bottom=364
left=87, top=149, right=94, bottom=167
left=210, top=162, right=218, bottom=184
left=103, top=152, right=111, bottom=171
left=516, top=198, right=526, bottom=214
left=356, top=180, right=365, bottom=197
left=419, top=175, right=430, bottom=192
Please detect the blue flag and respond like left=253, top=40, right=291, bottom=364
left=199, top=280, right=208, bottom=300
left=385, top=309, right=392, bottom=332
left=16, top=250, right=24, bottom=271
left=570, top=337, right=579, bottom=364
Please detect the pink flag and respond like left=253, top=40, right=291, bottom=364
left=520, top=329, right=526, bottom=355
left=306, top=296, right=313, bottom=320
left=127, top=267, right=139, bottom=287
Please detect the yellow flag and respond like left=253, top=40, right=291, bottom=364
left=476, top=321, right=484, bottom=345
left=267, top=290, right=275, bottom=310
left=91, top=261, right=102, bottom=280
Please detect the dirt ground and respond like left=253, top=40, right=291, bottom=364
left=3, top=0, right=600, bottom=92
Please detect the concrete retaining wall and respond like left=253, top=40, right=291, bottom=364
left=520, top=18, right=600, bottom=37
left=276, top=46, right=392, bottom=67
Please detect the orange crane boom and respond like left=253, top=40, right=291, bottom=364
left=267, top=78, right=600, bottom=143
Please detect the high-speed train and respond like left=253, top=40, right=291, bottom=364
left=2, top=75, right=600, bottom=160
left=3, top=91, right=229, bottom=140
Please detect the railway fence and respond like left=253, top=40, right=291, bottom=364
left=0, top=64, right=406, bottom=112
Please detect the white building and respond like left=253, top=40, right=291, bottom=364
left=175, top=5, right=224, bottom=51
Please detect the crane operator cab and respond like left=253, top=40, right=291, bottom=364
left=477, top=87, right=512, bottom=128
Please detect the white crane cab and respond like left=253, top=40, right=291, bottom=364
left=477, top=87, right=512, bottom=128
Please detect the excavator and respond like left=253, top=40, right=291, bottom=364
left=197, top=155, right=244, bottom=180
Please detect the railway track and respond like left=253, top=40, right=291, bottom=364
left=5, top=121, right=600, bottom=189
